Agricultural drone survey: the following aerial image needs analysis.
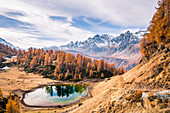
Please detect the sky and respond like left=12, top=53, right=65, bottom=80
left=0, top=0, right=157, bottom=49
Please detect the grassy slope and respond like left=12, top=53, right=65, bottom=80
left=70, top=47, right=169, bottom=113
left=124, top=46, right=169, bottom=90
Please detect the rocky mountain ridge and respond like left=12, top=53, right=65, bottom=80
left=56, top=30, right=147, bottom=70
left=59, top=31, right=144, bottom=56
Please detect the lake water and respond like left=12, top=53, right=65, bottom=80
left=23, top=83, right=88, bottom=106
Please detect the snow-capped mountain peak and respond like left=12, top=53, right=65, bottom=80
left=60, top=34, right=114, bottom=49
left=48, top=30, right=147, bottom=70
left=60, top=30, right=144, bottom=51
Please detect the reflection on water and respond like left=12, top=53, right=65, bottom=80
left=45, top=84, right=87, bottom=97
left=23, top=83, right=88, bottom=106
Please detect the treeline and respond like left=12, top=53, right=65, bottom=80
left=140, top=0, right=169, bottom=59
left=0, top=43, right=17, bottom=64
left=17, top=48, right=125, bottom=81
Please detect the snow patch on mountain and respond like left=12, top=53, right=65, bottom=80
left=59, top=30, right=145, bottom=56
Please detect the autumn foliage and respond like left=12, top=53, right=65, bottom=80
left=5, top=96, right=20, bottom=113
left=0, top=88, right=3, bottom=99
left=0, top=89, right=20, bottom=113
left=17, top=48, right=125, bottom=81
left=0, top=43, right=17, bottom=65
left=140, top=0, right=169, bottom=58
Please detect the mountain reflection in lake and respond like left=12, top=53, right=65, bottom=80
left=23, top=83, right=88, bottom=106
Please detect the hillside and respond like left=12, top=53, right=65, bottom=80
left=63, top=49, right=139, bottom=71
left=0, top=43, right=17, bottom=67
left=123, top=45, right=169, bottom=90
left=69, top=44, right=169, bottom=113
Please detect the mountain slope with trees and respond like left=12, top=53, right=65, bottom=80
left=0, top=43, right=17, bottom=67
left=17, top=48, right=125, bottom=81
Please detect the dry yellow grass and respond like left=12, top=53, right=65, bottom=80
left=0, top=67, right=56, bottom=97
left=70, top=50, right=169, bottom=113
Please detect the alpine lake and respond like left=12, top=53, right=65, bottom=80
left=22, top=83, right=89, bottom=107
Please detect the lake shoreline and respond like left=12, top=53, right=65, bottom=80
left=0, top=67, right=101, bottom=112
left=14, top=78, right=99, bottom=111
left=19, top=81, right=92, bottom=108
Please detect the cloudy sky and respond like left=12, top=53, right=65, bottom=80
left=0, top=0, right=157, bottom=49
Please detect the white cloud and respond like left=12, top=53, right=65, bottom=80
left=0, top=27, right=92, bottom=49
left=0, top=0, right=157, bottom=49
left=0, top=0, right=94, bottom=48
left=26, top=0, right=156, bottom=26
